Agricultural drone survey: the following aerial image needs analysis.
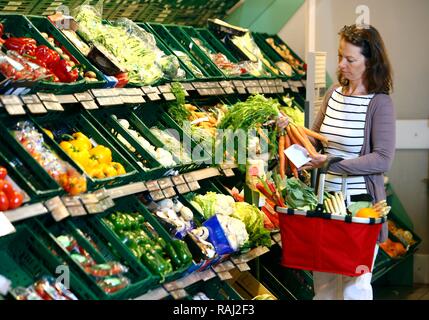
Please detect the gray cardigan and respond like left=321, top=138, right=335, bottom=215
left=312, top=84, right=396, bottom=242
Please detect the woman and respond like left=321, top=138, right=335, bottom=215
left=301, top=24, right=396, bottom=300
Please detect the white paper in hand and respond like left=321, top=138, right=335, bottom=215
left=284, top=144, right=311, bottom=168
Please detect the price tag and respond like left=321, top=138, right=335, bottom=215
left=233, top=80, right=244, bottom=87
left=275, top=79, right=283, bottom=86
left=158, top=84, right=172, bottom=93
left=199, top=269, right=216, bottom=281
left=163, top=281, right=182, bottom=292
left=162, top=93, right=176, bottom=101
left=176, top=184, right=191, bottom=194
left=162, top=187, right=176, bottom=198
left=272, top=232, right=282, bottom=243
left=0, top=213, right=16, bottom=237
left=45, top=197, right=70, bottom=221
left=37, top=93, right=58, bottom=102
left=236, top=263, right=251, bottom=272
left=183, top=173, right=195, bottom=183
left=187, top=181, right=200, bottom=191
left=231, top=246, right=270, bottom=264
left=74, top=92, right=94, bottom=102
left=80, top=193, right=99, bottom=205
left=158, top=177, right=173, bottom=189
left=170, top=289, right=188, bottom=300
left=247, top=87, right=260, bottom=94
left=196, top=89, right=207, bottom=96
left=91, top=89, right=111, bottom=98
left=217, top=271, right=233, bottom=281
left=224, top=87, right=235, bottom=95
left=150, top=190, right=165, bottom=201
left=122, top=95, right=146, bottom=104
left=97, top=97, right=123, bottom=107
left=0, top=95, right=21, bottom=105
left=192, top=82, right=204, bottom=89
left=302, top=80, right=307, bottom=86
left=21, top=95, right=41, bottom=104
left=276, top=86, right=285, bottom=93
left=213, top=261, right=235, bottom=273
left=85, top=203, right=105, bottom=214
left=282, top=81, right=290, bottom=89
left=81, top=100, right=99, bottom=110
left=68, top=206, right=88, bottom=217
left=143, top=86, right=160, bottom=94
left=26, top=103, right=47, bottom=114
left=147, top=93, right=161, bottom=101
left=5, top=104, right=26, bottom=115
left=171, top=175, right=186, bottom=185
left=145, top=180, right=160, bottom=192
left=122, top=88, right=144, bottom=96
left=259, top=80, right=268, bottom=87
left=180, top=83, right=194, bottom=91
left=290, top=85, right=299, bottom=93
left=61, top=196, right=81, bottom=207
left=135, top=287, right=169, bottom=300
left=222, top=169, right=235, bottom=177
left=261, top=87, right=270, bottom=94
left=56, top=95, right=78, bottom=104
left=236, top=87, right=247, bottom=94
left=43, top=102, right=64, bottom=111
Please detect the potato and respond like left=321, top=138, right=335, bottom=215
left=84, top=71, right=97, bottom=79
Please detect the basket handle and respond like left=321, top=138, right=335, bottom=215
left=317, top=157, right=343, bottom=205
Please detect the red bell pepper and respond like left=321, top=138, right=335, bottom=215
left=51, top=59, right=79, bottom=83
left=4, top=37, right=37, bottom=56
left=35, top=45, right=60, bottom=69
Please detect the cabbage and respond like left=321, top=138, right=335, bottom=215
left=232, top=202, right=272, bottom=247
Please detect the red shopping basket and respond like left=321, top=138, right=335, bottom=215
left=276, top=157, right=386, bottom=277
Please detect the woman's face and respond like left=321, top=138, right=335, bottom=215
left=338, top=38, right=367, bottom=82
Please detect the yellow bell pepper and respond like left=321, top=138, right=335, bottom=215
left=89, top=145, right=112, bottom=164
left=72, top=132, right=92, bottom=150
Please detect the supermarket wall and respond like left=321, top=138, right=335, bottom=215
left=278, top=0, right=429, bottom=282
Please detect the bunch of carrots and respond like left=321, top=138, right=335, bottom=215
left=278, top=123, right=328, bottom=179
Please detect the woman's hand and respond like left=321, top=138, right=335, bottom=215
left=300, top=153, right=328, bottom=170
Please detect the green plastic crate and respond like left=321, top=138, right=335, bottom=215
left=27, top=15, right=107, bottom=90
left=163, top=25, right=226, bottom=80
left=29, top=1, right=82, bottom=16
left=185, top=277, right=242, bottom=300
left=89, top=195, right=194, bottom=284
left=0, top=14, right=93, bottom=94
left=0, top=1, right=35, bottom=15
left=183, top=26, right=252, bottom=80
left=205, top=27, right=278, bottom=79
left=146, top=22, right=217, bottom=80
left=107, top=1, right=151, bottom=26
left=32, top=215, right=152, bottom=300
left=0, top=223, right=97, bottom=300
left=251, top=32, right=298, bottom=80
left=84, top=107, right=170, bottom=181
left=0, top=147, right=62, bottom=200
left=255, top=32, right=307, bottom=80
left=0, top=115, right=77, bottom=198
left=133, top=103, right=211, bottom=173
left=137, top=22, right=196, bottom=83
left=31, top=109, right=139, bottom=189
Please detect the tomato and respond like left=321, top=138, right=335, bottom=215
left=0, top=179, right=5, bottom=191
left=2, top=181, right=15, bottom=198
left=8, top=191, right=24, bottom=210
left=0, top=167, right=7, bottom=179
left=0, top=191, right=9, bottom=211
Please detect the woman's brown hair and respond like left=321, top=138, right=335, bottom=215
left=338, top=24, right=393, bottom=94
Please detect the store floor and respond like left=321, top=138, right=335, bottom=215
left=374, top=284, right=429, bottom=300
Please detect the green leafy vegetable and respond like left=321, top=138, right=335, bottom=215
left=283, top=177, right=318, bottom=211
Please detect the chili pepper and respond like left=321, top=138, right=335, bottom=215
left=35, top=45, right=60, bottom=69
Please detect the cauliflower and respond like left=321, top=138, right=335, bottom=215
left=216, top=214, right=249, bottom=251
